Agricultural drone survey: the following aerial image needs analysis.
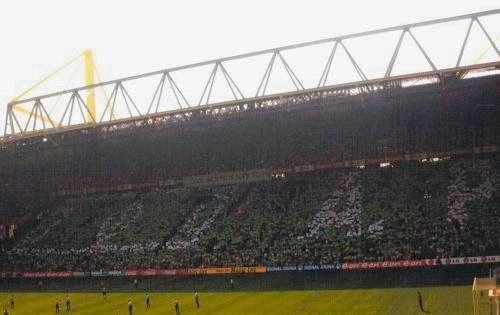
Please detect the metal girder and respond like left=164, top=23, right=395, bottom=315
left=475, top=18, right=500, bottom=57
left=456, top=19, right=475, bottom=67
left=2, top=61, right=499, bottom=146
left=385, top=30, right=407, bottom=78
left=4, top=9, right=500, bottom=138
left=318, top=41, right=339, bottom=87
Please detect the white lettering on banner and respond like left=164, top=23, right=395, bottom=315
left=13, top=255, right=500, bottom=279
left=294, top=165, right=315, bottom=172
left=439, top=255, right=500, bottom=266
left=283, top=266, right=297, bottom=271
left=338, top=255, right=499, bottom=271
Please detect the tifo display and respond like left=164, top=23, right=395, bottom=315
left=1, top=154, right=499, bottom=273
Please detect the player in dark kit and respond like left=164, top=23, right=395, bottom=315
left=128, top=299, right=133, bottom=315
left=102, top=287, right=107, bottom=300
left=65, top=295, right=71, bottom=311
left=195, top=292, right=200, bottom=308
left=10, top=295, right=14, bottom=309
left=230, top=279, right=234, bottom=290
left=55, top=299, right=60, bottom=313
left=145, top=293, right=150, bottom=309
left=173, top=298, right=180, bottom=315
left=416, top=291, right=428, bottom=312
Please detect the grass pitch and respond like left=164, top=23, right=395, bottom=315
left=0, top=286, right=471, bottom=315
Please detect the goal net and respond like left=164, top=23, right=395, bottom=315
left=473, top=277, right=499, bottom=315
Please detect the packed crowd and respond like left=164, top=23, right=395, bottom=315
left=1, top=154, right=499, bottom=272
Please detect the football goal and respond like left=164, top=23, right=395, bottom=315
left=473, top=277, right=499, bottom=315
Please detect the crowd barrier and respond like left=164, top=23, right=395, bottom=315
left=2, top=255, right=498, bottom=279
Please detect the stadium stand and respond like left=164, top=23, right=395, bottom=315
left=1, top=154, right=499, bottom=272
left=0, top=72, right=499, bottom=294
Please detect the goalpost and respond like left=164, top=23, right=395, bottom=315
left=473, top=277, right=499, bottom=315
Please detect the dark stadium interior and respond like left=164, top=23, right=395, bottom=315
left=0, top=70, right=499, bottom=290
left=1, top=74, right=499, bottom=190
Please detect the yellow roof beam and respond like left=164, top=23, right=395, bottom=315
left=11, top=52, right=82, bottom=107
left=10, top=50, right=109, bottom=125
left=10, top=52, right=82, bottom=124
left=83, top=49, right=96, bottom=123
left=474, top=32, right=500, bottom=63
left=93, top=61, right=117, bottom=121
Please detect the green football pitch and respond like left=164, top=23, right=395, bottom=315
left=0, top=286, right=471, bottom=315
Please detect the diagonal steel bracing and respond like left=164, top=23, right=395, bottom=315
left=4, top=9, right=500, bottom=137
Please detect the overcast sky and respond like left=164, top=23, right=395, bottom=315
left=0, top=0, right=499, bottom=135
